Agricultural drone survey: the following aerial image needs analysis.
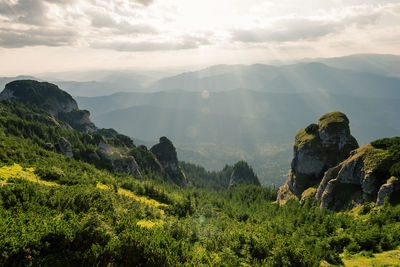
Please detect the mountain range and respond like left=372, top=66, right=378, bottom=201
left=2, top=54, right=400, bottom=186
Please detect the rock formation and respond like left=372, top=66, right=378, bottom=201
left=151, top=137, right=187, bottom=187
left=376, top=177, right=400, bottom=206
left=58, top=110, right=97, bottom=133
left=0, top=80, right=97, bottom=133
left=277, top=112, right=358, bottom=202
left=316, top=141, right=400, bottom=210
left=0, top=80, right=78, bottom=116
left=228, top=160, right=261, bottom=187
left=56, top=137, right=73, bottom=158
left=96, top=143, right=143, bottom=180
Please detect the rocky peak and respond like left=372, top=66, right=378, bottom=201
left=277, top=111, right=358, bottom=202
left=0, top=80, right=97, bottom=133
left=151, top=137, right=178, bottom=163
left=228, top=160, right=261, bottom=187
left=151, top=137, right=187, bottom=187
left=0, top=80, right=78, bottom=116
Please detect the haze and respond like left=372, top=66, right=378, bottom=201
left=1, top=0, right=400, bottom=75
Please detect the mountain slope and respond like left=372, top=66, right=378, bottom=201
left=1, top=80, right=400, bottom=265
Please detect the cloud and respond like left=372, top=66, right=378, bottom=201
left=135, top=0, right=154, bottom=6
left=91, top=35, right=210, bottom=51
left=233, top=19, right=339, bottom=43
left=232, top=5, right=392, bottom=43
left=89, top=10, right=158, bottom=34
left=0, top=28, right=77, bottom=48
left=0, top=0, right=49, bottom=25
left=0, top=0, right=159, bottom=48
left=0, top=0, right=398, bottom=54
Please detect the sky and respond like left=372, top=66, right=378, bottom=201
left=0, top=0, right=400, bottom=75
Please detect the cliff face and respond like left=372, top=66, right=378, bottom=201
left=151, top=137, right=187, bottom=187
left=277, top=112, right=358, bottom=202
left=0, top=80, right=97, bottom=133
left=316, top=138, right=400, bottom=210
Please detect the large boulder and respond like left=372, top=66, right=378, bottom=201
left=277, top=112, right=358, bottom=201
left=151, top=137, right=187, bottom=187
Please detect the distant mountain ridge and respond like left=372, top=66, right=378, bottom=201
left=301, top=53, right=400, bottom=77
left=149, top=61, right=400, bottom=97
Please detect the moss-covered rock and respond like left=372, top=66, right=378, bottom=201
left=277, top=111, right=358, bottom=202
left=0, top=80, right=99, bottom=133
left=0, top=80, right=78, bottom=116
left=317, top=137, right=400, bottom=210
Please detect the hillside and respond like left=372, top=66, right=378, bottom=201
left=0, top=80, right=400, bottom=265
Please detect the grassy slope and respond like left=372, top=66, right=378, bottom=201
left=342, top=248, right=400, bottom=266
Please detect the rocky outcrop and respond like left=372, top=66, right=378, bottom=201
left=316, top=143, right=397, bottom=210
left=228, top=160, right=261, bottom=187
left=96, top=143, right=143, bottom=180
left=151, top=137, right=187, bottom=187
left=376, top=177, right=400, bottom=206
left=58, top=109, right=97, bottom=133
left=0, top=80, right=97, bottom=133
left=56, top=137, right=73, bottom=158
left=277, top=112, right=358, bottom=202
left=112, top=157, right=142, bottom=179
left=0, top=80, right=78, bottom=116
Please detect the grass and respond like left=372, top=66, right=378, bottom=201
left=96, top=182, right=111, bottom=191
left=342, top=248, right=400, bottom=266
left=339, top=144, right=390, bottom=172
left=118, top=188, right=167, bottom=208
left=96, top=182, right=167, bottom=208
left=0, top=163, right=59, bottom=187
left=136, top=220, right=163, bottom=229
left=294, top=128, right=319, bottom=149
left=300, top=187, right=317, bottom=202
left=318, top=111, right=348, bottom=129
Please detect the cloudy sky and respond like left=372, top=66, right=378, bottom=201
left=1, top=0, right=400, bottom=75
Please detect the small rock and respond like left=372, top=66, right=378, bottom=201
left=57, top=137, right=73, bottom=158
